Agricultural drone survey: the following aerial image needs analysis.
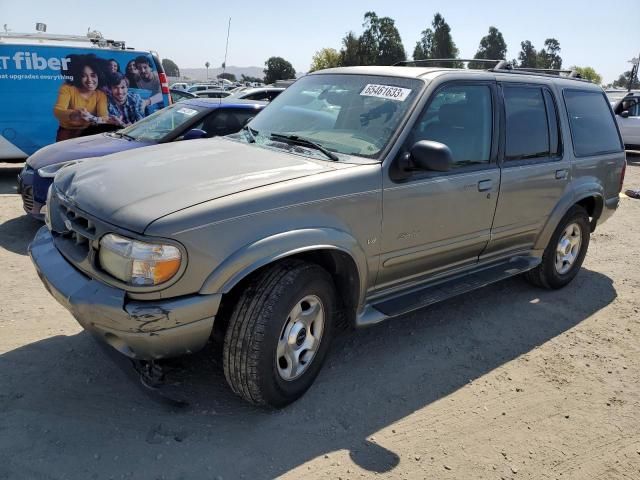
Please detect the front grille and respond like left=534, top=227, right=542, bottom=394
left=56, top=202, right=97, bottom=258
left=22, top=186, right=34, bottom=212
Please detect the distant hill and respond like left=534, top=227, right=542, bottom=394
left=175, top=66, right=265, bottom=82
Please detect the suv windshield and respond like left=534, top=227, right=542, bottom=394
left=119, top=103, right=206, bottom=142
left=243, top=74, right=423, bottom=160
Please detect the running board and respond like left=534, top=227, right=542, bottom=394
left=359, top=257, right=540, bottom=326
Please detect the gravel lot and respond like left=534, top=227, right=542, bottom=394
left=1, top=156, right=639, bottom=480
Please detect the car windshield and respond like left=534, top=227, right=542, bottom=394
left=119, top=103, right=206, bottom=141
left=241, top=74, right=423, bottom=160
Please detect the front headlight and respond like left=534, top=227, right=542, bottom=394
left=37, top=160, right=83, bottom=178
left=44, top=185, right=53, bottom=230
left=98, top=234, right=182, bottom=286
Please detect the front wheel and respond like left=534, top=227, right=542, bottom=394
left=525, top=205, right=591, bottom=289
left=223, top=260, right=336, bottom=408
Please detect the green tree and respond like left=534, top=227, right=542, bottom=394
left=470, top=26, right=506, bottom=69
left=161, top=58, right=180, bottom=77
left=340, top=31, right=361, bottom=66
left=217, top=72, right=237, bottom=82
left=413, top=13, right=459, bottom=67
left=517, top=40, right=538, bottom=68
left=537, top=38, right=562, bottom=69
left=263, top=56, right=296, bottom=84
left=357, top=11, right=406, bottom=66
left=612, top=70, right=640, bottom=89
left=571, top=66, right=602, bottom=84
left=240, top=74, right=264, bottom=83
left=309, top=48, right=342, bottom=72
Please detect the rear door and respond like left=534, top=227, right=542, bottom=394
left=483, top=82, right=568, bottom=259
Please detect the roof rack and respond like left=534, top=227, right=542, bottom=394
left=395, top=58, right=506, bottom=68
left=394, top=58, right=585, bottom=81
left=0, top=31, right=127, bottom=50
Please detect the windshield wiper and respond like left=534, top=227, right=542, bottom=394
left=112, top=131, right=136, bottom=141
left=243, top=125, right=258, bottom=143
left=270, top=133, right=339, bottom=161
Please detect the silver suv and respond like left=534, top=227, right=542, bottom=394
left=30, top=63, right=627, bottom=407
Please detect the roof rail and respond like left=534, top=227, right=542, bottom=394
left=393, top=57, right=588, bottom=82
left=496, top=66, right=580, bottom=77
left=0, top=31, right=127, bottom=49
left=394, top=58, right=504, bottom=68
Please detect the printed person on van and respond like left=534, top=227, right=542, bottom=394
left=53, top=54, right=110, bottom=141
left=134, top=55, right=163, bottom=113
left=125, top=59, right=139, bottom=88
left=106, top=72, right=144, bottom=127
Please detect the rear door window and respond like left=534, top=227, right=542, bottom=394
left=563, top=90, right=623, bottom=157
left=503, top=86, right=551, bottom=161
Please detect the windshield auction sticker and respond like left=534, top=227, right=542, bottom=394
left=177, top=107, right=198, bottom=116
left=360, top=84, right=412, bottom=101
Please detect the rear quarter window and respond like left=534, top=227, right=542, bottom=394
left=563, top=90, right=623, bottom=157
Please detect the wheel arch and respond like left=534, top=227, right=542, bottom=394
left=200, top=228, right=367, bottom=322
left=534, top=188, right=604, bottom=251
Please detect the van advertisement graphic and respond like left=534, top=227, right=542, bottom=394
left=0, top=45, right=167, bottom=158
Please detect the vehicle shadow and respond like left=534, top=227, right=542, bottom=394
left=0, top=214, right=41, bottom=255
left=0, top=269, right=616, bottom=479
left=0, top=165, right=22, bottom=195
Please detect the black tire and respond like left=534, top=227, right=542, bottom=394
left=525, top=205, right=591, bottom=289
left=222, top=260, right=336, bottom=408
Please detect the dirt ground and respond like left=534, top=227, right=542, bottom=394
left=0, top=155, right=639, bottom=480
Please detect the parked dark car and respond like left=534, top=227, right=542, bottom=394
left=18, top=98, right=266, bottom=218
left=170, top=88, right=197, bottom=103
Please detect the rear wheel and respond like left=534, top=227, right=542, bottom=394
left=223, top=260, right=336, bottom=408
left=525, top=205, right=591, bottom=289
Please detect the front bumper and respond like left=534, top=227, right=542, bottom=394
left=17, top=167, right=45, bottom=219
left=29, top=227, right=221, bottom=360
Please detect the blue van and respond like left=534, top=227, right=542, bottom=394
left=0, top=31, right=171, bottom=161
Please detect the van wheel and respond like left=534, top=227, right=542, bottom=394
left=525, top=205, right=590, bottom=289
left=223, top=260, right=336, bottom=408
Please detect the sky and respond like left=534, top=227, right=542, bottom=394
left=1, top=0, right=637, bottom=84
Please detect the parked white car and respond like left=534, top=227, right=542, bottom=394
left=613, top=92, right=640, bottom=147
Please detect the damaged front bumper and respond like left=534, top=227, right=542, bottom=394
left=29, top=227, right=220, bottom=360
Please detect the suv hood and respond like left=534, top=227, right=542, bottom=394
left=54, top=138, right=337, bottom=233
left=27, top=133, right=151, bottom=170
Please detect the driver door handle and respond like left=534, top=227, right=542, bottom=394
left=478, top=179, right=493, bottom=192
left=555, top=169, right=569, bottom=180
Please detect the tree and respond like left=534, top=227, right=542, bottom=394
left=571, top=66, right=602, bottom=84
left=470, top=26, right=506, bottom=69
left=217, top=72, right=237, bottom=82
left=612, top=70, right=640, bottom=89
left=240, top=74, right=264, bottom=83
left=413, top=13, right=459, bottom=67
left=310, top=48, right=342, bottom=72
left=537, top=38, right=562, bottom=69
left=161, top=58, right=180, bottom=77
left=517, top=40, right=538, bottom=68
left=340, top=31, right=361, bottom=66
left=356, top=11, right=406, bottom=66
left=263, top=56, right=296, bottom=84
left=205, top=61, right=210, bottom=80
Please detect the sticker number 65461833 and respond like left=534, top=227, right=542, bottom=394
left=360, top=84, right=412, bottom=102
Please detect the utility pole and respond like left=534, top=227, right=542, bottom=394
left=222, top=17, right=231, bottom=78
left=628, top=54, right=639, bottom=92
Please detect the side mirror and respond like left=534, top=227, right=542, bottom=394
left=410, top=140, right=453, bottom=172
left=620, top=110, right=630, bottom=118
left=183, top=128, right=207, bottom=140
